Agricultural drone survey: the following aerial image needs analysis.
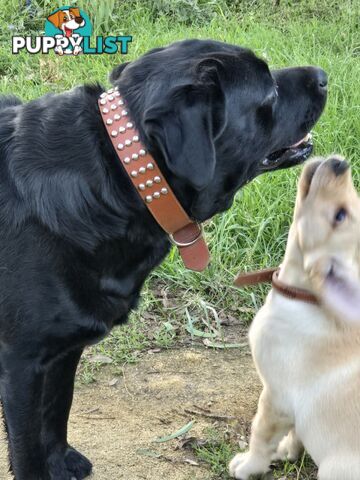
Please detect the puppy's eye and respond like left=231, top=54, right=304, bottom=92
left=334, top=207, right=347, bottom=224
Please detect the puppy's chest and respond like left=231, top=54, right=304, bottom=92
left=249, top=296, right=327, bottom=388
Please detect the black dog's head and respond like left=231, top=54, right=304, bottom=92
left=110, top=39, right=327, bottom=222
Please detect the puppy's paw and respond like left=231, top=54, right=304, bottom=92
left=73, top=46, right=82, bottom=56
left=229, top=452, right=270, bottom=479
left=273, top=432, right=303, bottom=463
left=65, top=447, right=92, bottom=479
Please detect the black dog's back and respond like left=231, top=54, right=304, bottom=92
left=0, top=95, right=22, bottom=109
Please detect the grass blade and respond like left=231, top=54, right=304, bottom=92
left=153, top=421, right=195, bottom=443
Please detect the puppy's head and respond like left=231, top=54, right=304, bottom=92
left=47, top=8, right=85, bottom=32
left=294, top=156, right=360, bottom=323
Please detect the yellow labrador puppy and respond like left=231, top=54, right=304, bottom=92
left=230, top=156, right=360, bottom=480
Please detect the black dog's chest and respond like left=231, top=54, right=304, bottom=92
left=59, top=236, right=170, bottom=342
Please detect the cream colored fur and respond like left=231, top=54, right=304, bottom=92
left=229, top=156, right=360, bottom=480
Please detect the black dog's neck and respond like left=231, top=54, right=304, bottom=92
left=87, top=83, right=196, bottom=233
left=104, top=80, right=197, bottom=220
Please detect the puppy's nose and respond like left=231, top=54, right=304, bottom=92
left=315, top=68, right=328, bottom=91
left=329, top=157, right=349, bottom=176
left=75, top=16, right=83, bottom=24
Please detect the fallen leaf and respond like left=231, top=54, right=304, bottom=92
left=108, top=378, right=119, bottom=387
left=136, top=448, right=161, bottom=458
left=88, top=354, right=113, bottom=364
left=203, top=339, right=247, bottom=349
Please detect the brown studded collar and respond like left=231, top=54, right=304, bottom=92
left=98, top=87, right=210, bottom=272
left=234, top=267, right=319, bottom=305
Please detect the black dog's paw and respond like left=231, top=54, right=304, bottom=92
left=65, top=447, right=93, bottom=479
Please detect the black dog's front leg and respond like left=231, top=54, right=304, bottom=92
left=42, top=348, right=92, bottom=480
left=0, top=356, right=48, bottom=479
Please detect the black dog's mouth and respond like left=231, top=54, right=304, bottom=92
left=260, top=133, right=313, bottom=171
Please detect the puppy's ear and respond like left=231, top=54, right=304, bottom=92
left=109, top=62, right=131, bottom=84
left=47, top=10, right=62, bottom=29
left=143, top=61, right=226, bottom=190
left=69, top=7, right=81, bottom=17
left=307, top=257, right=360, bottom=325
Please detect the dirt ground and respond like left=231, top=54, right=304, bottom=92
left=0, top=348, right=261, bottom=480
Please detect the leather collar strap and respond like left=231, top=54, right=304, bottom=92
left=234, top=267, right=319, bottom=305
left=98, top=87, right=210, bottom=272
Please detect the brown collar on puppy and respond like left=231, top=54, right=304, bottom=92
left=98, top=88, right=210, bottom=272
left=234, top=268, right=319, bottom=305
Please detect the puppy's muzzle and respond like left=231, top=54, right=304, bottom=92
left=75, top=16, right=84, bottom=25
left=329, top=157, right=349, bottom=176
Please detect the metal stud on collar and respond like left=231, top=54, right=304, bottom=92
left=100, top=93, right=167, bottom=201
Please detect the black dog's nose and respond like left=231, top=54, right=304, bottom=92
left=315, top=68, right=328, bottom=90
left=329, top=157, right=349, bottom=176
left=75, top=16, right=83, bottom=24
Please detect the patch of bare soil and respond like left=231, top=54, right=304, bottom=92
left=0, top=348, right=261, bottom=479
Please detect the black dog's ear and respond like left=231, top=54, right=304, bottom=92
left=144, top=60, right=226, bottom=191
left=109, top=62, right=131, bottom=83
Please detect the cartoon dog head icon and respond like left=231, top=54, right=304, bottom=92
left=47, top=7, right=85, bottom=38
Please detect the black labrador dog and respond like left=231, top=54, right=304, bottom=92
left=0, top=39, right=326, bottom=479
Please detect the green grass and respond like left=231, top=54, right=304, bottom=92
left=0, top=1, right=359, bottom=477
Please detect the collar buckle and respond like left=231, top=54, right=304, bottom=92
left=169, top=223, right=203, bottom=247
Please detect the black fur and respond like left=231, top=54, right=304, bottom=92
left=0, top=39, right=326, bottom=479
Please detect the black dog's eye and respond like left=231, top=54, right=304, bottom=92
left=334, top=207, right=347, bottom=225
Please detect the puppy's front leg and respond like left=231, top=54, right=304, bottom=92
left=229, top=389, right=292, bottom=479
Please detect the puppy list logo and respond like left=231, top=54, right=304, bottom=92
left=12, top=6, right=132, bottom=56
